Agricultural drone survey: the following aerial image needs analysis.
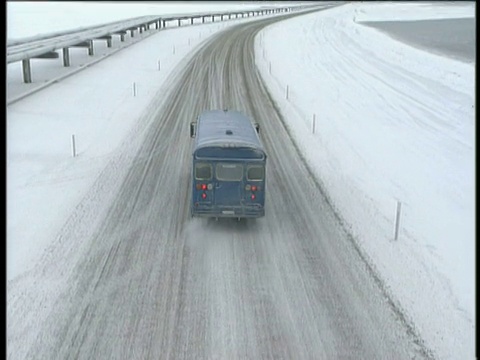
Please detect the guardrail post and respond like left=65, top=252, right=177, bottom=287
left=88, top=40, right=94, bottom=56
left=394, top=201, right=402, bottom=240
left=71, top=134, right=76, bottom=157
left=22, top=59, right=32, bottom=83
left=62, top=47, right=70, bottom=67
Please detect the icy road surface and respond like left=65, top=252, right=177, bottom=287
left=7, top=10, right=432, bottom=360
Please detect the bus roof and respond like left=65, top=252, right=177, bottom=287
left=194, top=110, right=264, bottom=152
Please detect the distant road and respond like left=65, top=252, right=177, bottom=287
left=360, top=18, right=476, bottom=63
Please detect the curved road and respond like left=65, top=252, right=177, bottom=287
left=8, top=10, right=432, bottom=360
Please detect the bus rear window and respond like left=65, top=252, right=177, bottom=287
left=195, top=163, right=212, bottom=180
left=247, top=165, right=265, bottom=181
left=216, top=163, right=243, bottom=181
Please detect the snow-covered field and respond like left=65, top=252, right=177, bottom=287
left=7, top=1, right=475, bottom=359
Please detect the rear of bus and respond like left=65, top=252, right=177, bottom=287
left=191, top=147, right=266, bottom=218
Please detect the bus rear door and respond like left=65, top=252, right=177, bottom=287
left=213, top=162, right=244, bottom=208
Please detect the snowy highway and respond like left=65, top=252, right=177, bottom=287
left=8, top=1, right=475, bottom=359
left=7, top=9, right=432, bottom=360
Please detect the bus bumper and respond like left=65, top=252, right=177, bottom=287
left=191, top=204, right=264, bottom=218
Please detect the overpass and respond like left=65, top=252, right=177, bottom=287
left=7, top=6, right=301, bottom=83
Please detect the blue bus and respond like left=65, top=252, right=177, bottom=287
left=190, top=110, right=267, bottom=219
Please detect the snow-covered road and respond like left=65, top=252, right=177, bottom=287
left=7, top=9, right=431, bottom=359
left=7, top=2, right=475, bottom=359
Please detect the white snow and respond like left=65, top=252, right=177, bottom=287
left=7, top=1, right=475, bottom=359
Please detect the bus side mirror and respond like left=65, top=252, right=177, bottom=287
left=254, top=123, right=260, bottom=133
left=190, top=122, right=196, bottom=138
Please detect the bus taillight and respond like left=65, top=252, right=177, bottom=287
left=246, top=184, right=261, bottom=191
left=196, top=183, right=210, bottom=190
left=202, top=193, right=207, bottom=199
